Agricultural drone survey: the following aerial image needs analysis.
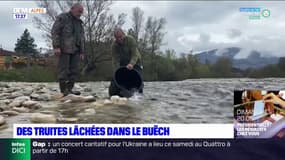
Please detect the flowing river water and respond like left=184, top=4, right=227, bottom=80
left=0, top=78, right=284, bottom=137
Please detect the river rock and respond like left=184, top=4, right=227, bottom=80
left=4, top=88, right=17, bottom=93
left=31, top=93, right=51, bottom=101
left=3, top=99, right=11, bottom=105
left=0, top=93, right=11, bottom=98
left=0, top=103, right=10, bottom=111
left=50, top=88, right=58, bottom=92
left=84, top=88, right=92, bottom=92
left=0, top=110, right=19, bottom=116
left=38, top=94, right=52, bottom=101
left=22, top=100, right=37, bottom=107
left=75, top=84, right=83, bottom=89
left=78, top=108, right=96, bottom=116
left=22, top=101, right=42, bottom=109
left=0, top=116, right=5, bottom=126
left=9, top=96, right=29, bottom=108
left=83, top=96, right=96, bottom=102
left=92, top=101, right=104, bottom=107
left=79, top=84, right=86, bottom=88
left=103, top=99, right=113, bottom=105
left=31, top=113, right=57, bottom=123
left=57, top=117, right=78, bottom=123
left=61, top=94, right=95, bottom=103
left=30, top=93, right=40, bottom=99
left=36, top=88, right=50, bottom=94
left=35, top=84, right=46, bottom=90
left=40, top=110, right=56, bottom=114
left=60, top=94, right=84, bottom=102
left=15, top=96, right=30, bottom=102
left=110, top=96, right=128, bottom=105
left=49, top=93, right=65, bottom=100
left=31, top=103, right=43, bottom=109
left=0, top=83, right=9, bottom=88
left=12, top=107, right=30, bottom=113
left=6, top=92, right=23, bottom=99
left=117, top=97, right=128, bottom=105
left=85, top=108, right=96, bottom=114
left=22, top=88, right=33, bottom=96
left=110, top=95, right=120, bottom=103
left=63, top=99, right=72, bottom=103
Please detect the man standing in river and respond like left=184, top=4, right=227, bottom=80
left=109, top=28, right=144, bottom=96
left=51, top=3, right=85, bottom=96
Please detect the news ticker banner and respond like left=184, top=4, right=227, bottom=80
left=13, top=124, right=233, bottom=139
left=1, top=138, right=285, bottom=160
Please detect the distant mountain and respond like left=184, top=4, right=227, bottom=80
left=193, top=47, right=279, bottom=70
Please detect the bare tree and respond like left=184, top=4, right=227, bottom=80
left=142, top=16, right=166, bottom=78
left=144, top=16, right=167, bottom=55
left=33, top=0, right=126, bottom=71
left=131, top=7, right=144, bottom=42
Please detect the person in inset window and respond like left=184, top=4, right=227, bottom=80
left=263, top=92, right=285, bottom=108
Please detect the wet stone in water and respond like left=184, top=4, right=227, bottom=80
left=31, top=113, right=57, bottom=123
left=0, top=110, right=19, bottom=116
left=0, top=115, right=5, bottom=126
left=12, top=107, right=30, bottom=113
left=22, top=101, right=42, bottom=109
left=57, top=117, right=78, bottom=123
left=103, top=99, right=113, bottom=105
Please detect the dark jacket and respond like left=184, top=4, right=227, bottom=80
left=51, top=12, right=85, bottom=54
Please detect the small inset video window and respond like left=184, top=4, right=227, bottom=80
left=234, top=90, right=285, bottom=138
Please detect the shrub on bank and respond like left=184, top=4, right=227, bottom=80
left=0, top=65, right=56, bottom=82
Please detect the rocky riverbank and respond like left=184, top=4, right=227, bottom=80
left=0, top=82, right=129, bottom=132
left=3, top=79, right=274, bottom=137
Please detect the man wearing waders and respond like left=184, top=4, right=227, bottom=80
left=51, top=3, right=85, bottom=96
left=109, top=28, right=144, bottom=97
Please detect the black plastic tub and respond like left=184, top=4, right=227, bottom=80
left=109, top=67, right=143, bottom=97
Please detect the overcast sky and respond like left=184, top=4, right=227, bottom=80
left=0, top=1, right=285, bottom=58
